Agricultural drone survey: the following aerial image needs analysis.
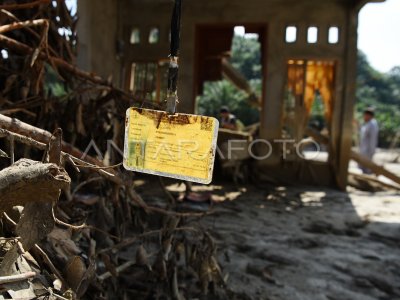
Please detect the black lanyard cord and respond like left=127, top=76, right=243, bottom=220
left=170, top=0, right=182, bottom=58
left=167, top=0, right=182, bottom=102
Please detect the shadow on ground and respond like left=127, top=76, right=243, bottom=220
left=138, top=177, right=400, bottom=300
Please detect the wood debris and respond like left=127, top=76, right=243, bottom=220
left=0, top=1, right=232, bottom=299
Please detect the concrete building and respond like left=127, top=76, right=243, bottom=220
left=77, top=0, right=384, bottom=189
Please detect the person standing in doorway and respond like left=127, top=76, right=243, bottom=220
left=359, top=107, right=379, bottom=174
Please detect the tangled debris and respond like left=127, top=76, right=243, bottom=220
left=0, top=1, right=230, bottom=299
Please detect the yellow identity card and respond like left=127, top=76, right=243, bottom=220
left=123, top=108, right=219, bottom=184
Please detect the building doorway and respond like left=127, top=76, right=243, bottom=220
left=283, top=59, right=336, bottom=162
left=194, top=24, right=267, bottom=128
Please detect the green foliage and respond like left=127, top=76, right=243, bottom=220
left=197, top=80, right=260, bottom=125
left=44, top=64, right=68, bottom=98
left=230, top=34, right=262, bottom=80
left=198, top=80, right=246, bottom=115
left=197, top=35, right=261, bottom=125
left=356, top=51, right=400, bottom=147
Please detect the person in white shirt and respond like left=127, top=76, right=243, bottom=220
left=359, top=107, right=379, bottom=174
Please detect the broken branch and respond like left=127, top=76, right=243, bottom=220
left=0, top=0, right=50, bottom=11
left=0, top=120, right=210, bottom=217
left=0, top=114, right=111, bottom=171
left=0, top=271, right=36, bottom=284
left=0, top=19, right=49, bottom=34
left=98, top=260, right=135, bottom=281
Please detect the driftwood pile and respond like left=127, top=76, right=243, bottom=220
left=0, top=1, right=228, bottom=299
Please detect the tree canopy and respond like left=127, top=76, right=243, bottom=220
left=356, top=50, right=400, bottom=146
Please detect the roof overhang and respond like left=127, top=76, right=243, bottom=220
left=355, top=0, right=385, bottom=11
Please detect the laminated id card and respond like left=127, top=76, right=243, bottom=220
left=123, top=108, right=219, bottom=184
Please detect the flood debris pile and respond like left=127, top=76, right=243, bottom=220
left=0, top=1, right=229, bottom=299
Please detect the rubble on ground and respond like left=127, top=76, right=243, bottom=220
left=0, top=1, right=229, bottom=299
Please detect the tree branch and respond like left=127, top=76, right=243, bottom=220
left=0, top=0, right=50, bottom=11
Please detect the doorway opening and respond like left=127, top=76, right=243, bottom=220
left=283, top=60, right=336, bottom=162
left=195, top=24, right=267, bottom=129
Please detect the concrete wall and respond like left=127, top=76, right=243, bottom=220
left=77, top=0, right=120, bottom=83
left=119, top=0, right=348, bottom=109
left=77, top=0, right=367, bottom=188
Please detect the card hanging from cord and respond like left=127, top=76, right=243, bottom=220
left=123, top=0, right=219, bottom=184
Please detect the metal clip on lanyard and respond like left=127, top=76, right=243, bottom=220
left=165, top=0, right=182, bottom=115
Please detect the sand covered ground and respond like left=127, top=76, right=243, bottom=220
left=137, top=150, right=400, bottom=299
left=202, top=184, right=400, bottom=299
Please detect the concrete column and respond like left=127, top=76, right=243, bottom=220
left=335, top=7, right=359, bottom=189
left=259, top=21, right=286, bottom=165
left=77, top=0, right=120, bottom=85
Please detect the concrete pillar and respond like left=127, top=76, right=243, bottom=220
left=259, top=21, right=286, bottom=165
left=77, top=0, right=120, bottom=85
left=335, top=7, right=359, bottom=189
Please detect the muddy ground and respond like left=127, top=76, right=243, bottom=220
left=137, top=154, right=400, bottom=300
left=202, top=184, right=400, bottom=300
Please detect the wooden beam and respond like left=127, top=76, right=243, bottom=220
left=306, top=127, right=400, bottom=186
left=348, top=171, right=400, bottom=191
left=350, top=151, right=400, bottom=186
